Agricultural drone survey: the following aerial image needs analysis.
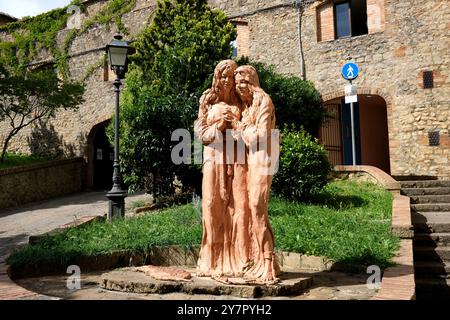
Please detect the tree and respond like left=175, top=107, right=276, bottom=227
left=118, top=0, right=236, bottom=195
left=0, top=64, right=85, bottom=162
left=132, top=0, right=236, bottom=95
left=236, top=58, right=325, bottom=135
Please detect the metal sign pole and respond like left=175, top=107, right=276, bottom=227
left=342, top=62, right=359, bottom=166
left=350, top=100, right=356, bottom=166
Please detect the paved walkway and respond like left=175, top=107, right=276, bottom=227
left=0, top=191, right=150, bottom=257
left=0, top=191, right=150, bottom=300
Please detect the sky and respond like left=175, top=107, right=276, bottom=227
left=0, top=0, right=72, bottom=19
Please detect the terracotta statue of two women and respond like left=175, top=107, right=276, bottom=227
left=194, top=60, right=280, bottom=284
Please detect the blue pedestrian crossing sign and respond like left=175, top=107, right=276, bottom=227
left=342, top=62, right=359, bottom=80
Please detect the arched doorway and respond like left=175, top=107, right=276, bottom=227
left=319, top=94, right=391, bottom=174
left=87, top=121, right=114, bottom=191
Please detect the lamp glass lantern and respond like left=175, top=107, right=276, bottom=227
left=106, top=34, right=132, bottom=78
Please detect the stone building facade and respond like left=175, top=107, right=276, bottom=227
left=216, top=0, right=449, bottom=178
left=0, top=0, right=448, bottom=188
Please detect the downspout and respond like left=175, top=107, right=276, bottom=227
left=295, top=0, right=307, bottom=80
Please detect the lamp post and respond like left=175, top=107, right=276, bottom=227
left=105, top=33, right=133, bottom=220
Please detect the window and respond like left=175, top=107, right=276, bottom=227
left=334, top=0, right=368, bottom=39
left=335, top=2, right=351, bottom=38
left=230, top=40, right=238, bottom=58
left=428, top=131, right=440, bottom=146
left=423, top=71, right=434, bottom=89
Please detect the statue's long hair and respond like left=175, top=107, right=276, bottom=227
left=234, top=65, right=263, bottom=94
left=198, top=60, right=240, bottom=119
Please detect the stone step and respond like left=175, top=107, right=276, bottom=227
left=412, top=203, right=450, bottom=212
left=409, top=195, right=450, bottom=204
left=400, top=180, right=450, bottom=189
left=415, top=278, right=450, bottom=300
left=414, top=233, right=450, bottom=246
left=414, top=246, right=450, bottom=261
left=402, top=187, right=450, bottom=196
left=414, top=261, right=450, bottom=277
left=394, top=175, right=438, bottom=181
left=412, top=211, right=450, bottom=232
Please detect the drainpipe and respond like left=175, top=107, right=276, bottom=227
left=295, top=0, right=315, bottom=81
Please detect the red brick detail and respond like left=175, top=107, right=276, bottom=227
left=416, top=69, right=447, bottom=89
left=323, top=88, right=395, bottom=172
left=367, top=0, right=385, bottom=34
left=235, top=21, right=250, bottom=58
left=316, top=1, right=334, bottom=42
left=0, top=256, right=39, bottom=300
left=373, top=240, right=415, bottom=300
left=394, top=45, right=406, bottom=58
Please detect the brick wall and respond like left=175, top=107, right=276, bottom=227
left=316, top=1, right=334, bottom=41
left=367, top=0, right=385, bottom=33
left=235, top=21, right=250, bottom=57
left=0, top=158, right=85, bottom=209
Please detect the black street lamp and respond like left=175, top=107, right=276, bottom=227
left=105, top=33, right=133, bottom=220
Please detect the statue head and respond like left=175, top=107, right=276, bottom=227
left=234, top=65, right=261, bottom=101
left=212, top=59, right=238, bottom=99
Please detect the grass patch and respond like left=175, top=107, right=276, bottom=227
left=7, top=180, right=399, bottom=269
left=0, top=152, right=49, bottom=169
left=271, top=180, right=399, bottom=268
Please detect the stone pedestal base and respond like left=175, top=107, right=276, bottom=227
left=99, top=267, right=313, bottom=298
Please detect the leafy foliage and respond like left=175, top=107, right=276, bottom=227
left=132, top=0, right=236, bottom=95
left=0, top=63, right=84, bottom=162
left=0, top=152, right=48, bottom=169
left=272, top=126, right=332, bottom=201
left=118, top=0, right=236, bottom=194
left=117, top=66, right=199, bottom=194
left=236, top=58, right=325, bottom=135
left=0, top=0, right=136, bottom=80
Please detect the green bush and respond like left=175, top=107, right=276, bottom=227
left=236, top=59, right=325, bottom=135
left=272, top=127, right=332, bottom=201
left=115, top=0, right=235, bottom=195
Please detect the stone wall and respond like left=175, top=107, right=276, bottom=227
left=0, top=0, right=157, bottom=159
left=0, top=158, right=85, bottom=209
left=210, top=0, right=449, bottom=179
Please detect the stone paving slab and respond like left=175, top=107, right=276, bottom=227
left=100, top=268, right=313, bottom=298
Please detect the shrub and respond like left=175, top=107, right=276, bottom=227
left=236, top=58, right=325, bottom=135
left=272, top=127, right=332, bottom=201
left=116, top=0, right=235, bottom=195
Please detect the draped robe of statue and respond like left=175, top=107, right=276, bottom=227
left=231, top=65, right=281, bottom=282
left=195, top=61, right=280, bottom=284
left=194, top=60, right=251, bottom=277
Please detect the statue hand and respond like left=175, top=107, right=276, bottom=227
left=217, top=119, right=227, bottom=132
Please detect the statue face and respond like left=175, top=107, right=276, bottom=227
left=235, top=74, right=251, bottom=99
left=219, top=68, right=234, bottom=95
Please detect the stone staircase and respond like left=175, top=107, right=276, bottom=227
left=398, top=177, right=450, bottom=300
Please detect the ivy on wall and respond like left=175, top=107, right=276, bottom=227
left=0, top=0, right=137, bottom=81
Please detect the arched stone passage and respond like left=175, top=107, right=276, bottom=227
left=319, top=88, right=392, bottom=174
left=86, top=120, right=114, bottom=191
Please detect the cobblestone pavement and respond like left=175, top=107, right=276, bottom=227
left=0, top=191, right=151, bottom=257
